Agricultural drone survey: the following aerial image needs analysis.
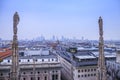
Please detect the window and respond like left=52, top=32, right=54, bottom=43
left=85, top=74, right=87, bottom=77
left=78, top=75, right=80, bottom=78
left=23, top=72, right=26, bottom=74
left=8, top=60, right=10, bottom=63
left=8, top=73, right=10, bottom=76
left=0, top=73, right=3, bottom=76
left=38, top=72, right=40, bottom=74
left=52, top=75, right=58, bottom=80
left=94, top=69, right=96, bottom=71
left=28, top=59, right=30, bottom=62
left=78, top=70, right=80, bottom=73
left=31, top=72, right=33, bottom=74
left=23, top=78, right=26, bottom=80
left=38, top=77, right=40, bottom=80
left=81, top=70, right=83, bottom=72
left=81, top=75, right=83, bottom=77
left=52, top=59, right=54, bottom=61
left=44, top=71, right=46, bottom=73
left=91, top=69, right=93, bottom=71
left=88, top=74, right=90, bottom=77
left=52, top=71, right=54, bottom=73
left=42, top=59, right=44, bottom=62
left=94, top=73, right=96, bottom=76
left=52, top=75, right=54, bottom=80
left=55, top=75, right=58, bottom=80
left=85, top=69, right=87, bottom=72
left=35, top=59, right=38, bottom=62
left=91, top=74, right=93, bottom=76
left=31, top=77, right=33, bottom=80
left=19, top=60, right=21, bottom=62
left=45, top=76, right=47, bottom=80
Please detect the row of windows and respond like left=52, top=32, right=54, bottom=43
left=25, top=59, right=56, bottom=62
left=78, top=68, right=96, bottom=73
left=52, top=74, right=58, bottom=80
left=78, top=73, right=96, bottom=78
left=0, top=73, right=10, bottom=76
left=7, top=59, right=56, bottom=63
left=22, top=75, right=58, bottom=80
left=23, top=70, right=58, bottom=74
left=0, top=70, right=58, bottom=77
left=79, top=59, right=97, bottom=62
left=23, top=76, right=47, bottom=80
left=107, top=62, right=120, bottom=69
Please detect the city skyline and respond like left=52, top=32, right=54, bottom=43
left=0, top=0, right=120, bottom=40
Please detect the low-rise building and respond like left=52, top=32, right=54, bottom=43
left=0, top=49, right=62, bottom=80
left=116, top=49, right=120, bottom=63
left=106, top=49, right=120, bottom=80
left=55, top=46, right=116, bottom=80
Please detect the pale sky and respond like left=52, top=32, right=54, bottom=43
left=0, top=0, right=120, bottom=40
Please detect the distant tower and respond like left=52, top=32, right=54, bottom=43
left=97, top=16, right=107, bottom=80
left=11, top=12, right=20, bottom=80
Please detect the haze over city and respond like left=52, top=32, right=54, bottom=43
left=0, top=0, right=120, bottom=40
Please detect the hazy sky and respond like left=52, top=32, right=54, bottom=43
left=0, top=0, right=120, bottom=40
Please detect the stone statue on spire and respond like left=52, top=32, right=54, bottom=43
left=13, top=12, right=20, bottom=34
left=11, top=12, right=20, bottom=80
left=97, top=16, right=107, bottom=80
left=98, top=16, right=103, bottom=36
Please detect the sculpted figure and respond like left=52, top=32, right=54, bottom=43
left=13, top=12, right=20, bottom=34
left=98, top=16, right=103, bottom=36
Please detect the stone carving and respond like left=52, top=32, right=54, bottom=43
left=98, top=16, right=103, bottom=36
left=13, top=12, right=20, bottom=34
left=97, top=16, right=107, bottom=80
left=11, top=12, right=20, bottom=80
